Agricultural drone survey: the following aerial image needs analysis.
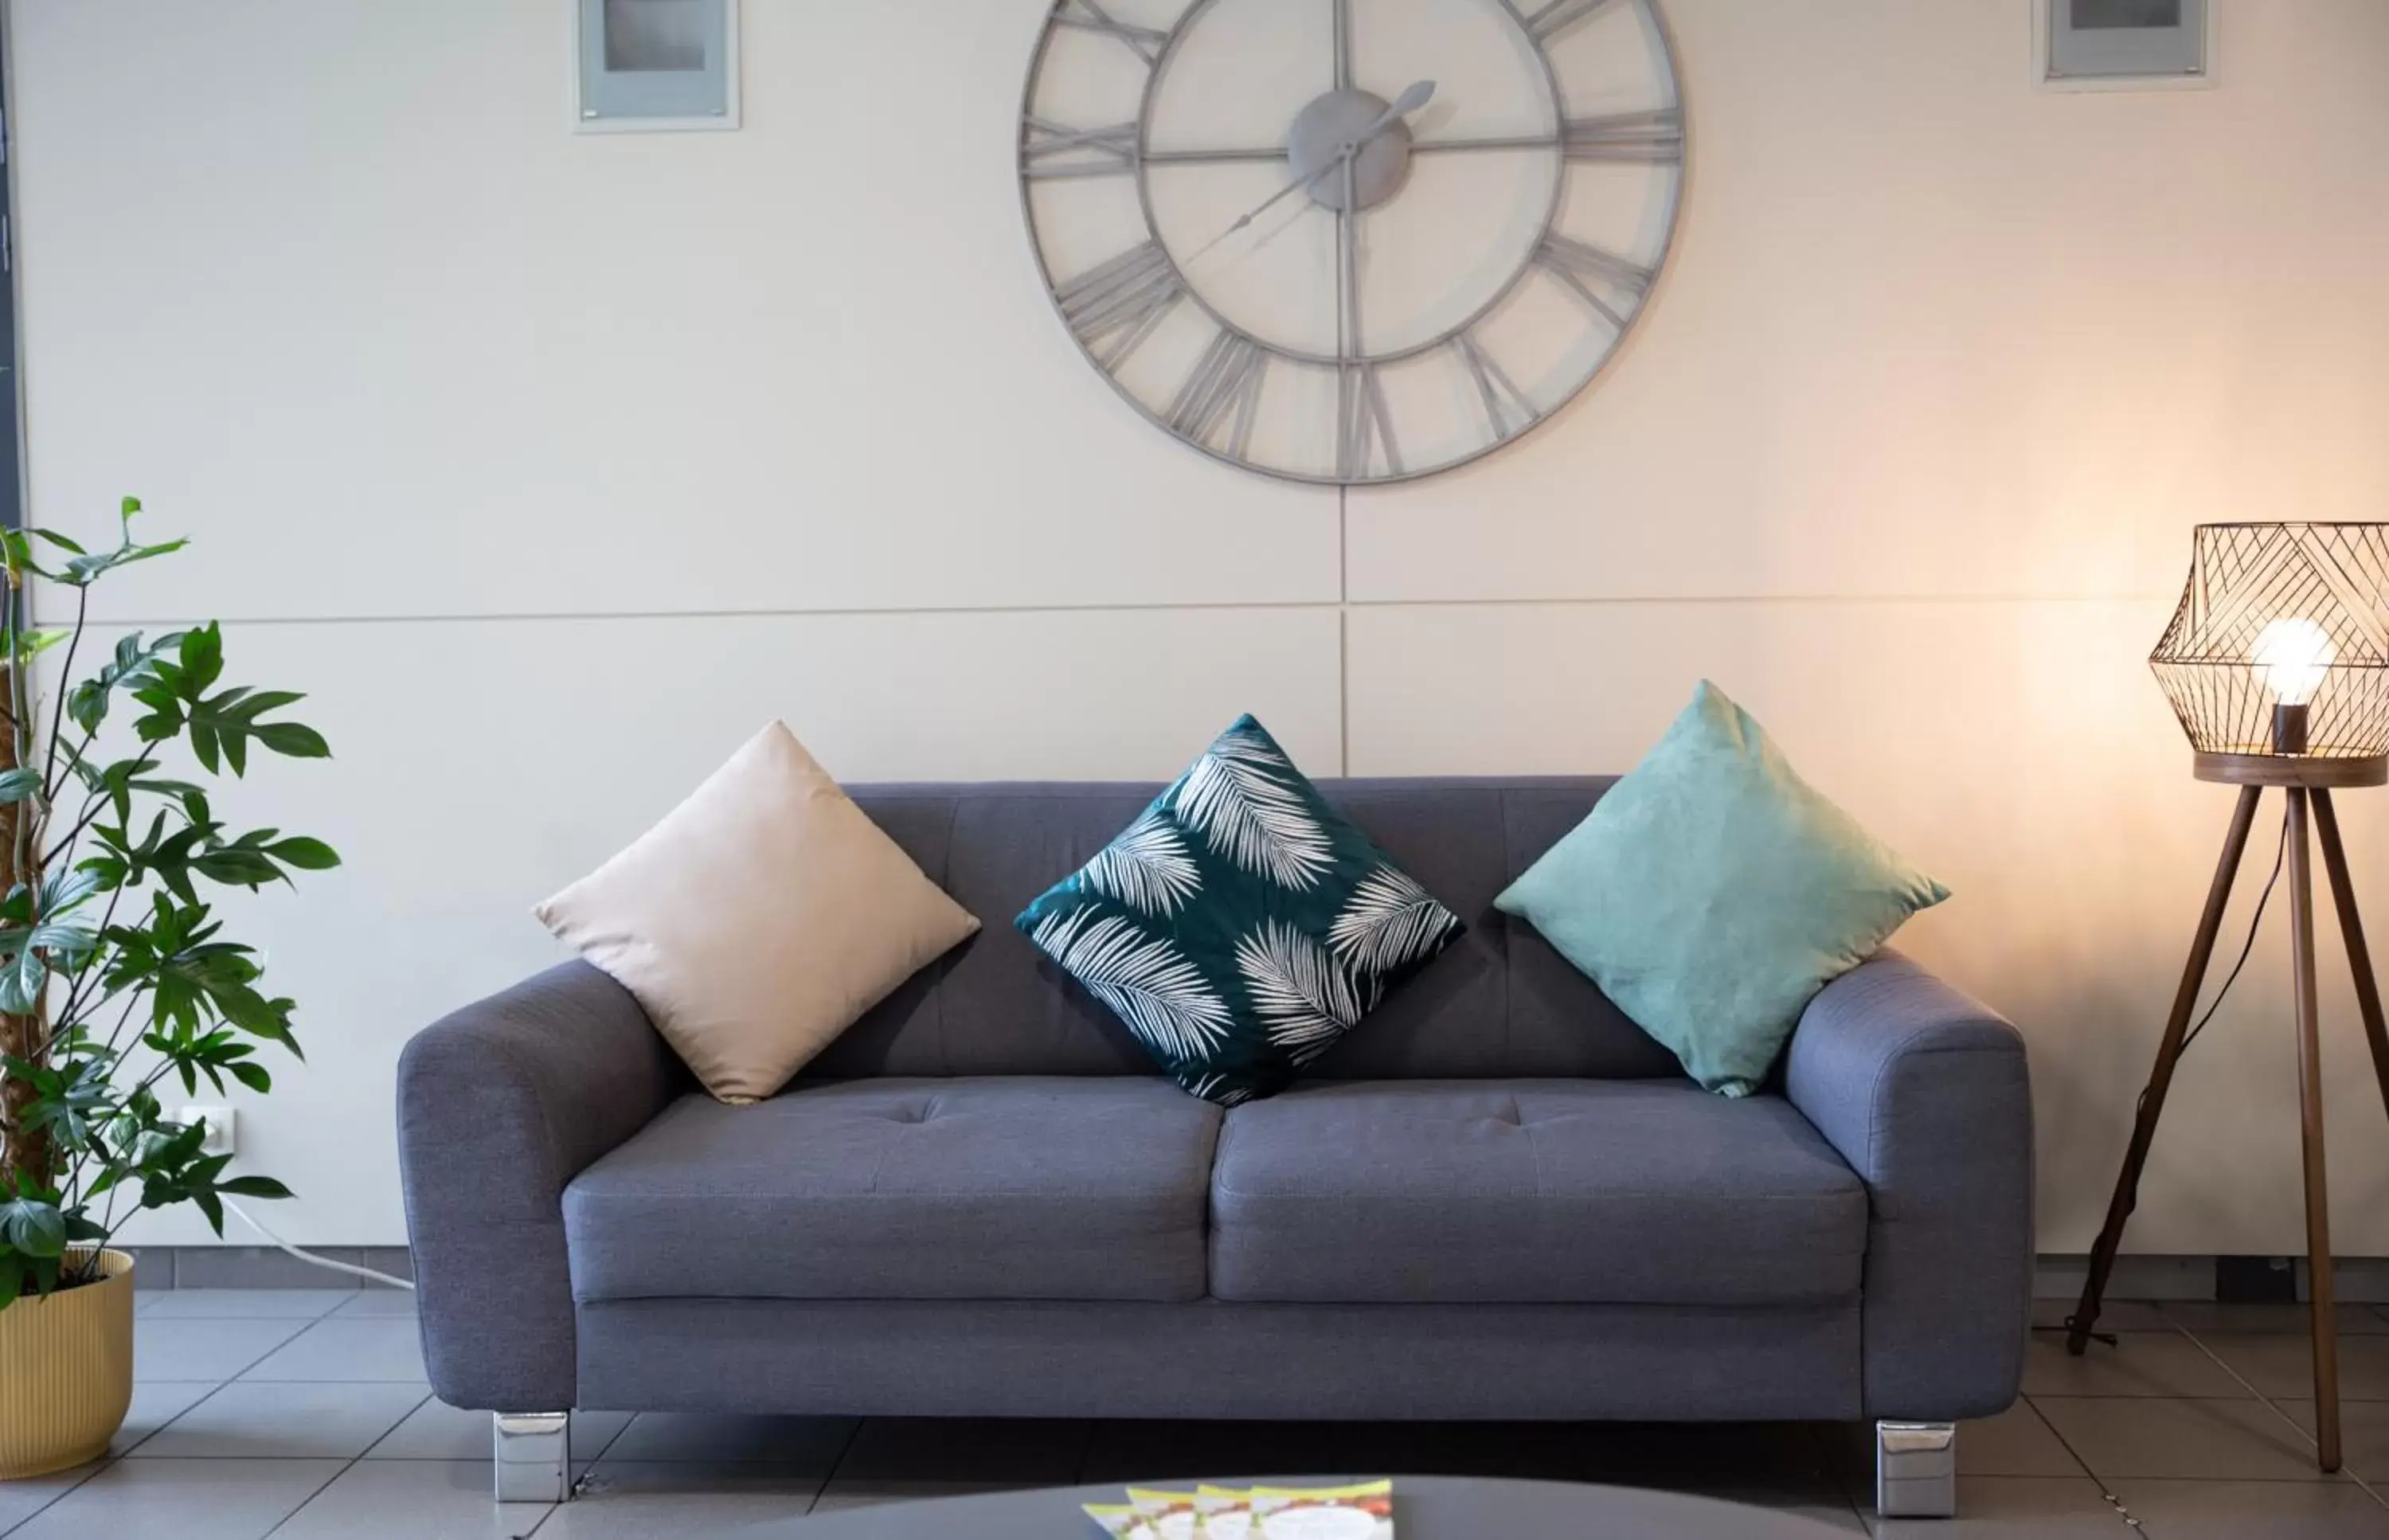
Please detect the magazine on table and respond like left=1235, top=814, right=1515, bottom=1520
left=1085, top=1479, right=1394, bottom=1538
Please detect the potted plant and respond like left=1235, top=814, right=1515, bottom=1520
left=0, top=499, right=337, bottom=1479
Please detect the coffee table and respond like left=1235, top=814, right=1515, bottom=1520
left=787, top=1476, right=1856, bottom=1536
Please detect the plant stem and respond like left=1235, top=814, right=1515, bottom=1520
left=37, top=586, right=87, bottom=810
left=40, top=787, right=106, bottom=874
left=0, top=651, right=54, bottom=1192
left=0, top=577, right=64, bottom=1193
left=95, top=985, right=147, bottom=1065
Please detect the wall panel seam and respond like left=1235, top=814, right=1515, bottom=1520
left=45, top=592, right=2179, bottom=629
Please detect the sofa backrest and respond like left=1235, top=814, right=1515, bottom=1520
left=800, top=777, right=1683, bottom=1083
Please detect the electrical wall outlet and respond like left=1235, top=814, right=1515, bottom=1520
left=181, top=1105, right=237, bottom=1156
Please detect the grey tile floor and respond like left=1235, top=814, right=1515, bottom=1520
left=4, top=1291, right=2388, bottom=1536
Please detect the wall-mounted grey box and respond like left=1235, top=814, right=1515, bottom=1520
left=576, top=0, right=739, bottom=132
left=2039, top=0, right=2212, bottom=88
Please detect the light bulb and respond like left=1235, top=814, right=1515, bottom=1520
left=2254, top=617, right=2334, bottom=706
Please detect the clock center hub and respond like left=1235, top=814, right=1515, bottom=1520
left=1284, top=88, right=1413, bottom=213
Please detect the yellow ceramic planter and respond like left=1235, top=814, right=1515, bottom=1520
left=0, top=1249, right=134, bottom=1480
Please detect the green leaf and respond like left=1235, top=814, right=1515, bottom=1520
left=69, top=631, right=177, bottom=737
left=179, top=623, right=224, bottom=695
left=11, top=627, right=71, bottom=664
left=68, top=682, right=108, bottom=736
left=0, top=944, right=46, bottom=1015
left=264, top=837, right=339, bottom=871
left=0, top=1195, right=65, bottom=1259
left=0, top=768, right=40, bottom=805
left=0, top=528, right=55, bottom=583
left=253, top=722, right=330, bottom=759
left=61, top=536, right=189, bottom=587
left=37, top=915, right=98, bottom=953
left=215, top=1175, right=291, bottom=1199
left=154, top=1120, right=208, bottom=1164
left=191, top=848, right=283, bottom=889
left=0, top=1056, right=61, bottom=1096
left=41, top=864, right=104, bottom=915
left=31, top=528, right=88, bottom=556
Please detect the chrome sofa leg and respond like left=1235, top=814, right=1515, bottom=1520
left=493, top=1412, right=571, bottom=1503
left=1875, top=1420, right=1957, bottom=1519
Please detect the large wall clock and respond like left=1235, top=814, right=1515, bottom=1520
left=1019, top=0, right=1683, bottom=486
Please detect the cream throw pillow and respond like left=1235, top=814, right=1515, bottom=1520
left=535, top=722, right=979, bottom=1103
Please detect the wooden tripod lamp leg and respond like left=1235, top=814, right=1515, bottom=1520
left=2068, top=785, right=2266, bottom=1354
left=2312, top=788, right=2389, bottom=1125
left=2287, top=788, right=2342, bottom=1472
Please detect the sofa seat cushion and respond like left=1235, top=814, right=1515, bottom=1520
left=564, top=1077, right=1221, bottom=1303
left=1209, top=1080, right=1867, bottom=1305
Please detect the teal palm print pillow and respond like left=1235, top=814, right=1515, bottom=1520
left=1017, top=716, right=1463, bottom=1105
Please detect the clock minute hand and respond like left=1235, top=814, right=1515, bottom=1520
left=1183, top=78, right=1436, bottom=263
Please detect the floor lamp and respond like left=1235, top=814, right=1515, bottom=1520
left=2067, top=522, right=2389, bottom=1474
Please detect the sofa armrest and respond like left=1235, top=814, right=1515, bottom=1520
left=1785, top=952, right=2034, bottom=1421
left=397, top=960, right=681, bottom=1411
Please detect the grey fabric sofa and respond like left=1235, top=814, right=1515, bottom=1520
left=397, top=778, right=2032, bottom=1515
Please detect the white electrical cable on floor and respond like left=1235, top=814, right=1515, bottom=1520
left=225, top=1197, right=416, bottom=1291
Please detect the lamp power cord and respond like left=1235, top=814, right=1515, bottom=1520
left=2064, top=803, right=2289, bottom=1345
left=222, top=1197, right=416, bottom=1292
left=2171, top=805, right=2292, bottom=1065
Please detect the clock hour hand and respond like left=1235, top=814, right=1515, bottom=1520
left=1183, top=78, right=1436, bottom=263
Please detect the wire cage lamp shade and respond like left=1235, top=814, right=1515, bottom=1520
left=2152, top=522, right=2389, bottom=763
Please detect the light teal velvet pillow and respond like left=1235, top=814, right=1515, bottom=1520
left=1495, top=681, right=1949, bottom=1096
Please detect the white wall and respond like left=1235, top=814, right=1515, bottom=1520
left=10, top=0, right=2389, bottom=1253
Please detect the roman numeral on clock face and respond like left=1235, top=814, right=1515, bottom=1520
left=1562, top=108, right=1682, bottom=164
left=1167, top=330, right=1268, bottom=457
left=1051, top=0, right=1169, bottom=64
left=1022, top=117, right=1140, bottom=180
left=1338, top=362, right=1401, bottom=482
left=1056, top=241, right=1183, bottom=367
left=1522, top=0, right=1621, bottom=43
left=1455, top=333, right=1537, bottom=444
left=1534, top=234, right=1652, bottom=330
